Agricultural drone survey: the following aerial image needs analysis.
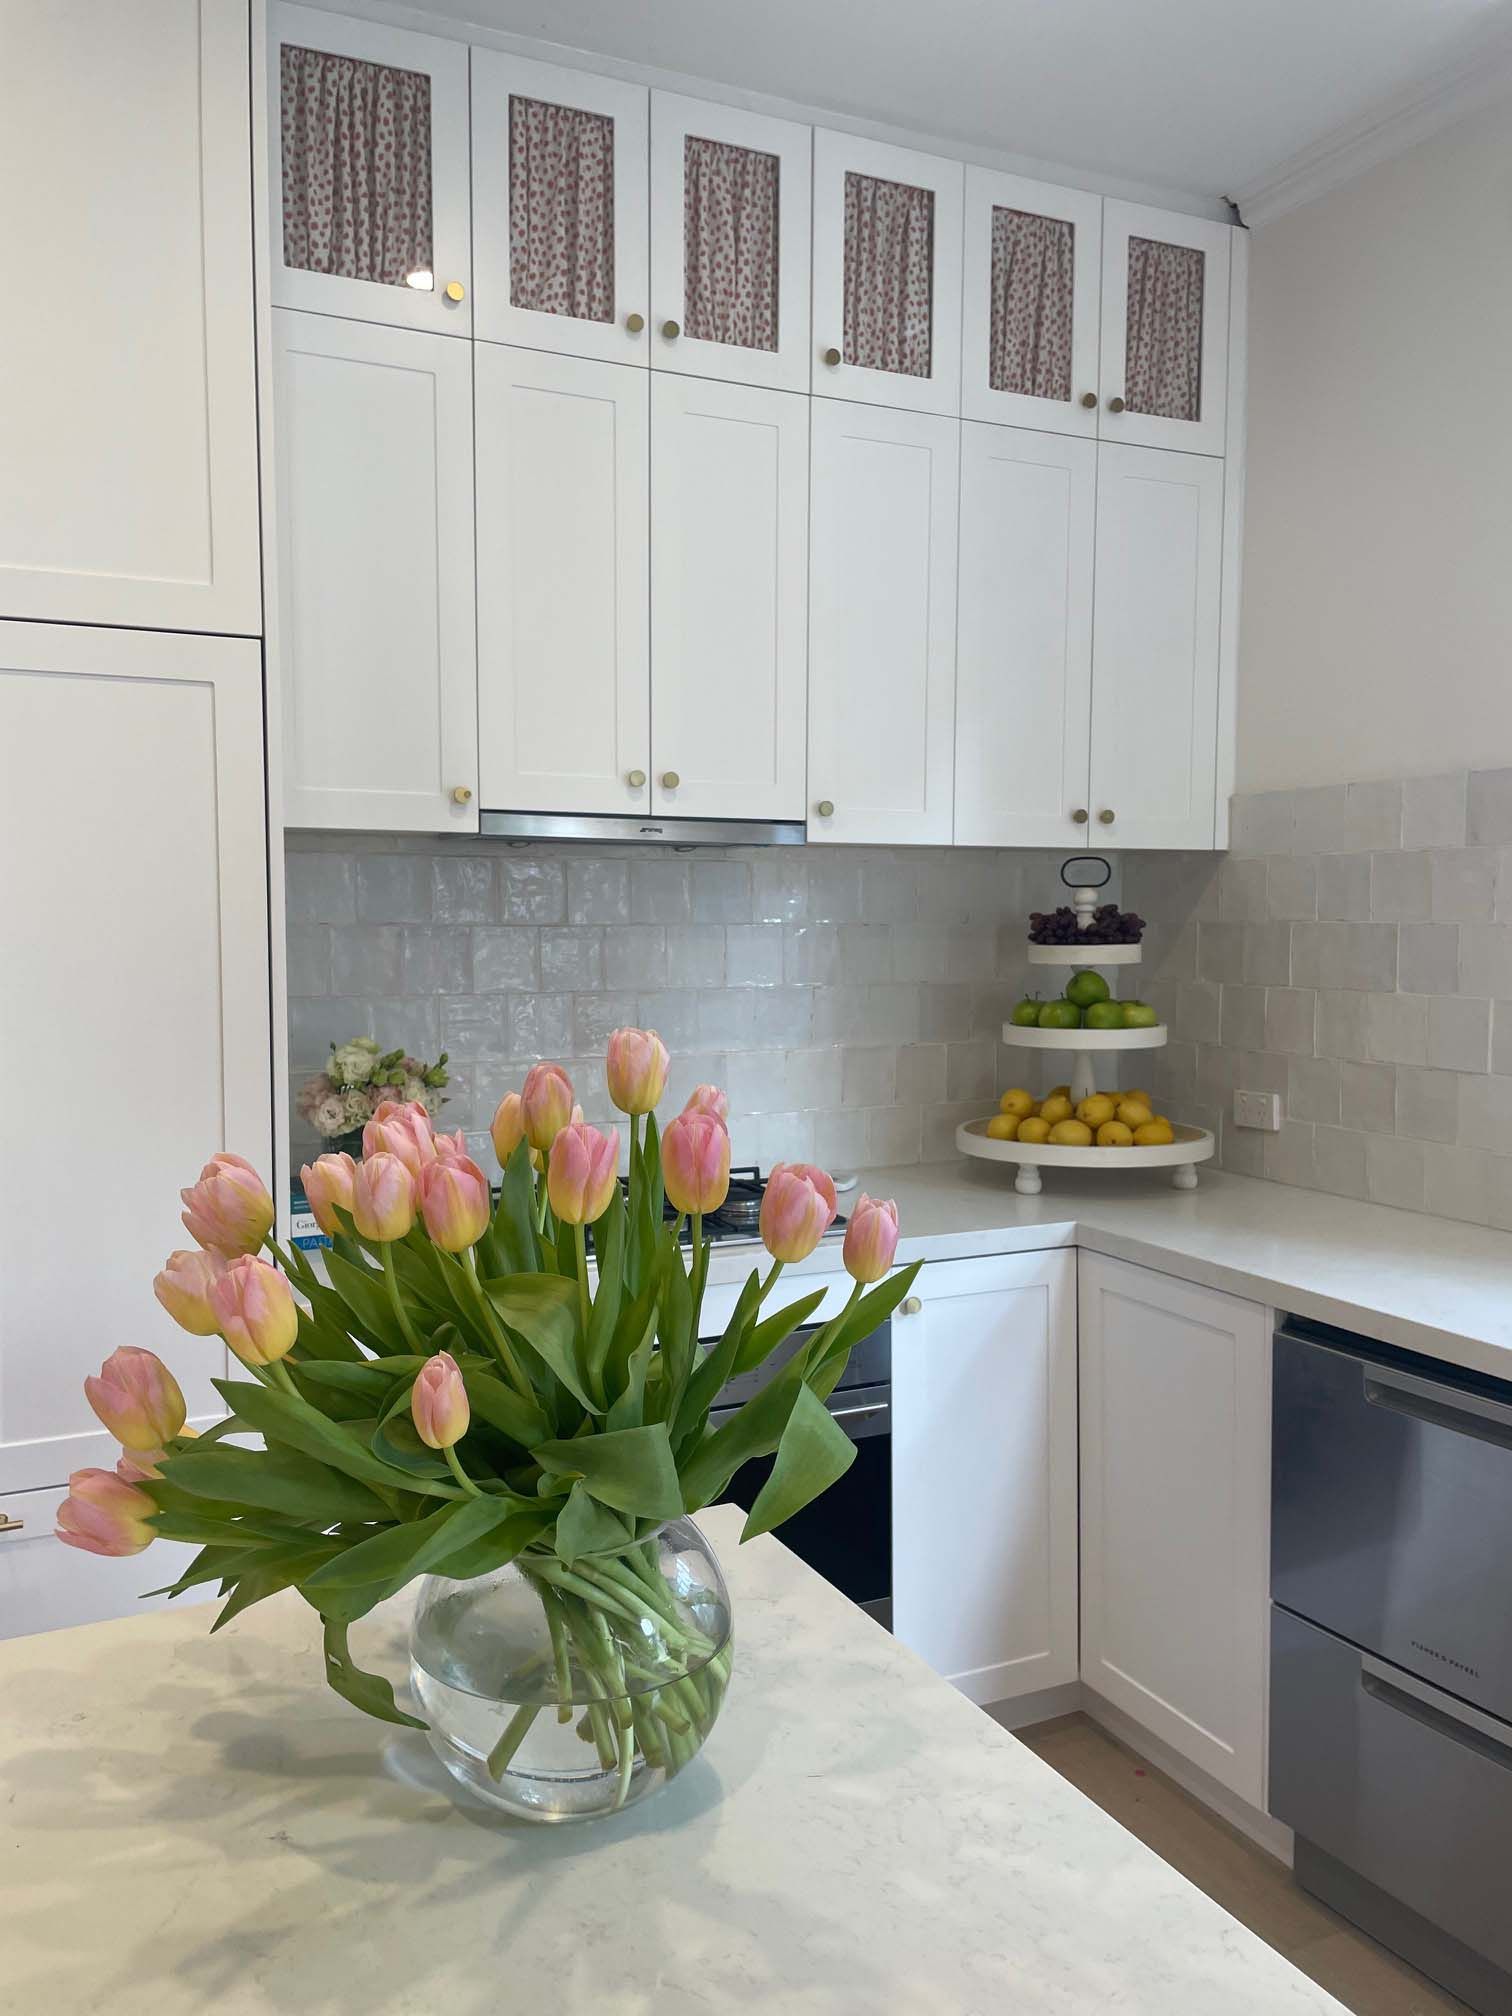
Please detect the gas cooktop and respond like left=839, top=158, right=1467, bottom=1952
left=611, top=1165, right=848, bottom=1248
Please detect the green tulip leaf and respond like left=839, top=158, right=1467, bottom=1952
left=322, top=1252, right=414, bottom=1355
left=162, top=1444, right=392, bottom=1524
left=678, top=1348, right=812, bottom=1513
left=462, top=1367, right=550, bottom=1449
left=427, top=1507, right=551, bottom=1581
left=532, top=1423, right=683, bottom=1521
left=481, top=1273, right=596, bottom=1412
left=554, top=1478, right=634, bottom=1563
left=731, top=1284, right=828, bottom=1378
left=491, top=1140, right=541, bottom=1274
left=740, top=1383, right=858, bottom=1541
left=672, top=1268, right=767, bottom=1450
left=305, top=1495, right=515, bottom=1600
left=604, top=1302, right=659, bottom=1432
left=320, top=1617, right=426, bottom=1730
left=211, top=1378, right=460, bottom=1499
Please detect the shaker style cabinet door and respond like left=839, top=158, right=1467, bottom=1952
left=1089, top=444, right=1223, bottom=849
left=1099, top=202, right=1230, bottom=456
left=650, top=376, right=809, bottom=823
left=275, top=311, right=478, bottom=833
left=0, top=622, right=269, bottom=1501
left=649, top=93, right=811, bottom=393
left=808, top=400, right=959, bottom=845
left=955, top=423, right=1096, bottom=848
left=269, top=4, right=472, bottom=334
left=473, top=53, right=648, bottom=365
left=476, top=345, right=651, bottom=817
left=0, top=0, right=259, bottom=634
left=811, top=131, right=963, bottom=416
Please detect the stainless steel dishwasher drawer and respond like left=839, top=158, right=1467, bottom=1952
left=1272, top=1322, right=1512, bottom=1721
left=1271, top=1605, right=1512, bottom=2011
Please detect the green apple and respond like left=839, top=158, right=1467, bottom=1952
left=1009, top=996, right=1042, bottom=1027
left=1064, top=969, right=1111, bottom=1009
left=1038, top=999, right=1083, bottom=1029
left=1084, top=1000, right=1126, bottom=1030
left=1121, top=1000, right=1159, bottom=1029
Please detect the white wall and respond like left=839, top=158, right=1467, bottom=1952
left=1237, top=98, right=1512, bottom=792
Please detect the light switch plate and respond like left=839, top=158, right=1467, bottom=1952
left=1233, top=1090, right=1282, bottom=1132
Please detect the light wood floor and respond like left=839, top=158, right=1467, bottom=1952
left=1012, top=1713, right=1472, bottom=2016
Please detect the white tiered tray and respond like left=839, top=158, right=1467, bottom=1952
left=1003, top=1023, right=1167, bottom=1051
left=957, top=1117, right=1216, bottom=1196
left=1027, top=942, right=1143, bottom=966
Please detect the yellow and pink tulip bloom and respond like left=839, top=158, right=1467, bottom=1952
left=662, top=1110, right=732, bottom=1216
left=84, top=1347, right=186, bottom=1452
left=418, top=1153, right=491, bottom=1253
left=547, top=1121, right=619, bottom=1225
left=179, top=1152, right=274, bottom=1258
left=411, top=1351, right=470, bottom=1450
left=55, top=1469, right=156, bottom=1557
left=606, top=1027, right=670, bottom=1116
left=683, top=1084, right=730, bottom=1124
left=490, top=1090, right=527, bottom=1165
left=210, top=1256, right=299, bottom=1367
left=300, top=1151, right=357, bottom=1236
left=521, top=1063, right=575, bottom=1153
left=350, top=1152, right=416, bottom=1242
left=362, top=1099, right=436, bottom=1176
left=153, top=1247, right=229, bottom=1336
left=760, top=1163, right=838, bottom=1264
left=842, top=1194, right=900, bottom=1284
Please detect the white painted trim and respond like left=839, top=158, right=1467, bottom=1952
left=984, top=1681, right=1084, bottom=1730
left=1214, top=227, right=1248, bottom=849
left=1236, top=22, right=1512, bottom=229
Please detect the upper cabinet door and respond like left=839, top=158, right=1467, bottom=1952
left=270, top=4, right=471, bottom=334
left=649, top=94, right=811, bottom=393
left=961, top=170, right=1102, bottom=437
left=476, top=345, right=651, bottom=817
left=275, top=311, right=478, bottom=833
left=955, top=422, right=1096, bottom=848
left=1089, top=444, right=1223, bottom=849
left=808, top=400, right=959, bottom=845
left=650, top=376, right=809, bottom=823
left=473, top=53, right=648, bottom=365
left=0, top=0, right=258, bottom=634
left=812, top=132, right=963, bottom=416
left=1100, top=202, right=1230, bottom=456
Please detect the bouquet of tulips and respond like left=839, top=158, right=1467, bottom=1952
left=60, top=1027, right=917, bottom=1790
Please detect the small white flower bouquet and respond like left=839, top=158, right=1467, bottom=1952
left=297, top=1036, right=449, bottom=1145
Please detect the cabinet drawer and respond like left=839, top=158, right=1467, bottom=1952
left=0, top=1486, right=210, bottom=1643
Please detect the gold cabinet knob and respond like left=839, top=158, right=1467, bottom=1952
left=901, top=1296, right=922, bottom=1316
left=443, top=280, right=466, bottom=303
left=625, top=312, right=645, bottom=333
left=1107, top=395, right=1126, bottom=413
left=822, top=346, right=842, bottom=367
left=662, top=771, right=680, bottom=790
left=662, top=319, right=681, bottom=340
left=1098, top=808, right=1115, bottom=824
left=816, top=799, right=835, bottom=818
left=627, top=768, right=647, bottom=789
left=1071, top=808, right=1089, bottom=824
left=0, top=1512, right=24, bottom=1534
left=1080, top=391, right=1098, bottom=408
left=451, top=784, right=473, bottom=805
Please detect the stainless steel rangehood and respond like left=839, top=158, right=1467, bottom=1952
left=478, top=811, right=806, bottom=846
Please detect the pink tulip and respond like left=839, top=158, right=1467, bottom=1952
left=606, top=1027, right=670, bottom=1116
left=350, top=1152, right=416, bottom=1243
left=683, top=1084, right=730, bottom=1124
left=760, top=1163, right=838, bottom=1264
left=411, top=1351, right=470, bottom=1450
left=662, top=1111, right=732, bottom=1216
left=300, top=1152, right=357, bottom=1236
left=153, top=1248, right=229, bottom=1336
left=490, top=1091, right=527, bottom=1165
left=117, top=1448, right=163, bottom=1485
left=418, top=1154, right=490, bottom=1253
left=431, top=1128, right=471, bottom=1166
left=84, top=1347, right=186, bottom=1452
left=546, top=1121, right=619, bottom=1225
left=210, top=1256, right=298, bottom=1367
left=521, top=1062, right=575, bottom=1152
left=55, top=1469, right=156, bottom=1557
left=362, top=1099, right=436, bottom=1177
left=179, top=1152, right=274, bottom=1257
left=842, top=1194, right=900, bottom=1284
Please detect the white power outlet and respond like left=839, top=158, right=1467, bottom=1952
left=1233, top=1090, right=1282, bottom=1132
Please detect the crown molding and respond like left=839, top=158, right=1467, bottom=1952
left=1236, top=21, right=1512, bottom=229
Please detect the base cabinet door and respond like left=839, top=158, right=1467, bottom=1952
left=275, top=310, right=478, bottom=832
left=808, top=400, right=958, bottom=844
left=893, top=1251, right=1078, bottom=1705
left=0, top=1487, right=212, bottom=1642
left=1078, top=1251, right=1269, bottom=1805
left=0, top=622, right=269, bottom=1511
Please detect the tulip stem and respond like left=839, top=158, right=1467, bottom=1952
left=573, top=1223, right=590, bottom=1338
left=380, top=1245, right=427, bottom=1353
left=443, top=1443, right=482, bottom=1497
left=758, top=1258, right=784, bottom=1305
left=459, top=1248, right=533, bottom=1399
left=266, top=1358, right=300, bottom=1398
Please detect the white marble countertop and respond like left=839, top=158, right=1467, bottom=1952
left=709, top=1163, right=1512, bottom=1378
left=0, top=1505, right=1344, bottom=2016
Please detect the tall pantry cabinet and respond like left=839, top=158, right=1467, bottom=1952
left=0, top=1, right=271, bottom=1636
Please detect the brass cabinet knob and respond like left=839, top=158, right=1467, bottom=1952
left=901, top=1296, right=922, bottom=1316
left=451, top=784, right=473, bottom=805
left=822, top=346, right=842, bottom=367
left=662, top=771, right=681, bottom=790
left=1107, top=395, right=1126, bottom=413
left=444, top=280, right=466, bottom=303
left=1098, top=808, right=1115, bottom=824
left=627, top=768, right=647, bottom=789
left=1071, top=807, right=1089, bottom=824
left=1080, top=391, right=1098, bottom=408
left=625, top=312, right=645, bottom=333
left=662, top=319, right=681, bottom=339
left=0, top=1513, right=24, bottom=1534
left=816, top=799, right=835, bottom=818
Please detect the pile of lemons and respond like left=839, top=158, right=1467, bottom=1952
left=985, top=1085, right=1177, bottom=1150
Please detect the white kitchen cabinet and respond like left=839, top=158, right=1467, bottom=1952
left=1078, top=1252, right=1270, bottom=1807
left=1089, top=444, right=1223, bottom=849
left=893, top=1252, right=1078, bottom=1706
left=650, top=94, right=812, bottom=394
left=808, top=399, right=958, bottom=844
left=650, top=375, right=809, bottom=823
left=1099, top=201, right=1230, bottom=457
left=275, top=309, right=478, bottom=833
left=955, top=423, right=1097, bottom=848
left=473, top=53, right=648, bottom=366
left=0, top=1486, right=212, bottom=1642
left=812, top=131, right=963, bottom=416
left=0, top=0, right=259, bottom=634
left=961, top=169, right=1103, bottom=437
left=0, top=622, right=269, bottom=1504
left=476, top=345, right=651, bottom=816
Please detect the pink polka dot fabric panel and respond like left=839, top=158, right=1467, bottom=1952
left=508, top=96, right=615, bottom=322
left=1125, top=236, right=1204, bottom=422
left=842, top=171, right=934, bottom=379
left=988, top=207, right=1074, bottom=403
left=281, top=43, right=433, bottom=288
left=683, top=134, right=779, bottom=352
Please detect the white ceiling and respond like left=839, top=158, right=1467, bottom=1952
left=408, top=0, right=1512, bottom=206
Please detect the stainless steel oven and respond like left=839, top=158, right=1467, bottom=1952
left=708, top=1316, right=891, bottom=1628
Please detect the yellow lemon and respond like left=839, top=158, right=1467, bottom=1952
left=1076, top=1094, right=1117, bottom=1127
left=1133, top=1118, right=1175, bottom=1147
left=1038, top=1094, right=1074, bottom=1126
left=1017, top=1115, right=1052, bottom=1145
left=1048, top=1118, right=1094, bottom=1147
left=1046, top=1083, right=1071, bottom=1102
left=1123, top=1088, right=1150, bottom=1106
left=1116, top=1098, right=1154, bottom=1129
left=998, top=1088, right=1036, bottom=1119
left=985, top=1113, right=1020, bottom=1141
left=1097, top=1120, right=1134, bottom=1147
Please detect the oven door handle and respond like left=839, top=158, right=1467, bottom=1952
left=1363, top=1365, right=1512, bottom=1451
left=828, top=1397, right=890, bottom=1442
